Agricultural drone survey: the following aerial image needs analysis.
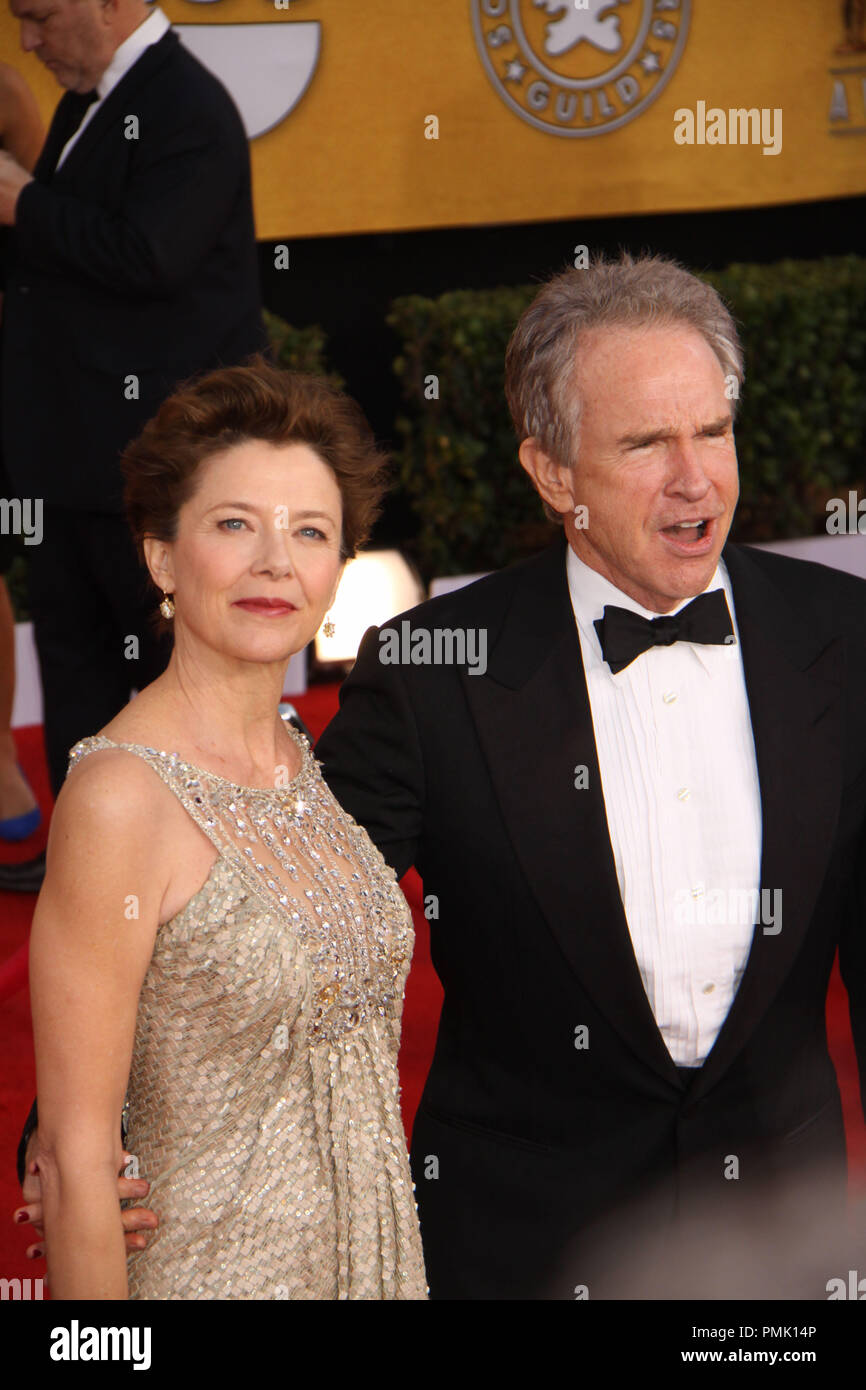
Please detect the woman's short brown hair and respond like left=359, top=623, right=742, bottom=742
left=122, top=356, right=389, bottom=583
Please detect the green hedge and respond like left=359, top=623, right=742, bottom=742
left=262, top=310, right=342, bottom=387
left=388, top=255, right=866, bottom=579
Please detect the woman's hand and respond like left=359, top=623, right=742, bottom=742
left=14, top=1136, right=160, bottom=1259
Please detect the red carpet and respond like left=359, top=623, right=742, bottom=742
left=1, top=686, right=864, bottom=1288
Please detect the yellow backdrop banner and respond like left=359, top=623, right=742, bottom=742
left=2, top=0, right=865, bottom=240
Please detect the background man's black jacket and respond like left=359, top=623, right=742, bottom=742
left=1, top=28, right=267, bottom=512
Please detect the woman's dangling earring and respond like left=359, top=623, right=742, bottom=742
left=159, top=592, right=176, bottom=620
left=322, top=615, right=335, bottom=638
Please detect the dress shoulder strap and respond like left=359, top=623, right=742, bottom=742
left=66, top=726, right=317, bottom=887
left=68, top=734, right=244, bottom=862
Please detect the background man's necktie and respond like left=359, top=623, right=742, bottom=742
left=36, top=88, right=99, bottom=181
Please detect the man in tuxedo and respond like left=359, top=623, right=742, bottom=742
left=15, top=254, right=866, bottom=1298
left=318, top=254, right=866, bottom=1297
left=0, top=0, right=266, bottom=844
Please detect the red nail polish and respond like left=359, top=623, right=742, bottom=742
left=14, top=1210, right=28, bottom=1223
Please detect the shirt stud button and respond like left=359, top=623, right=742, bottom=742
left=677, top=787, right=690, bottom=801
left=662, top=691, right=677, bottom=704
left=702, top=983, right=715, bottom=995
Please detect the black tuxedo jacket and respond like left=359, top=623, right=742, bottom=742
left=316, top=535, right=866, bottom=1298
left=0, top=29, right=267, bottom=512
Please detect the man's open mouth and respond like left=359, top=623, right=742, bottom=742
left=661, top=519, right=709, bottom=540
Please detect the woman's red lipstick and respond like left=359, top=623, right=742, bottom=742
left=232, top=598, right=297, bottom=615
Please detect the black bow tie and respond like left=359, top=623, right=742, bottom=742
left=594, top=589, right=735, bottom=675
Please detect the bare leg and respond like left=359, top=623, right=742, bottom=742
left=0, top=576, right=38, bottom=819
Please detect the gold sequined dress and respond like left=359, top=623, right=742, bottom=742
left=68, top=719, right=429, bottom=1300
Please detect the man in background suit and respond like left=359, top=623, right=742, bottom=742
left=0, top=60, right=43, bottom=839
left=15, top=255, right=866, bottom=1299
left=0, top=0, right=267, bottom=859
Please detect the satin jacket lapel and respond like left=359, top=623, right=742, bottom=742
left=692, top=544, right=845, bottom=1099
left=33, top=92, right=83, bottom=183
left=50, top=30, right=179, bottom=184
left=461, top=537, right=681, bottom=1085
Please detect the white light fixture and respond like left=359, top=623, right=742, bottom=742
left=314, top=550, right=424, bottom=665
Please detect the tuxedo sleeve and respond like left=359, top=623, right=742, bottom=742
left=14, top=112, right=244, bottom=298
left=315, top=625, right=425, bottom=881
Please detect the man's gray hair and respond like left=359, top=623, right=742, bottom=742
left=504, top=253, right=744, bottom=522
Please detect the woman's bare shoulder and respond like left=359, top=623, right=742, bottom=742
left=32, top=749, right=182, bottom=926
left=56, top=743, right=177, bottom=839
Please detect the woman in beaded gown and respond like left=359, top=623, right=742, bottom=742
left=28, top=361, right=428, bottom=1300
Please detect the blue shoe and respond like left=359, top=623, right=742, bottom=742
left=0, top=804, right=41, bottom=842
left=0, top=765, right=41, bottom=841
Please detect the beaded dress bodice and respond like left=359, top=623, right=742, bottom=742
left=68, top=719, right=428, bottom=1300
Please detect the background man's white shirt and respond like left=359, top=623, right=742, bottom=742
left=56, top=7, right=171, bottom=170
left=566, top=545, right=763, bottom=1066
